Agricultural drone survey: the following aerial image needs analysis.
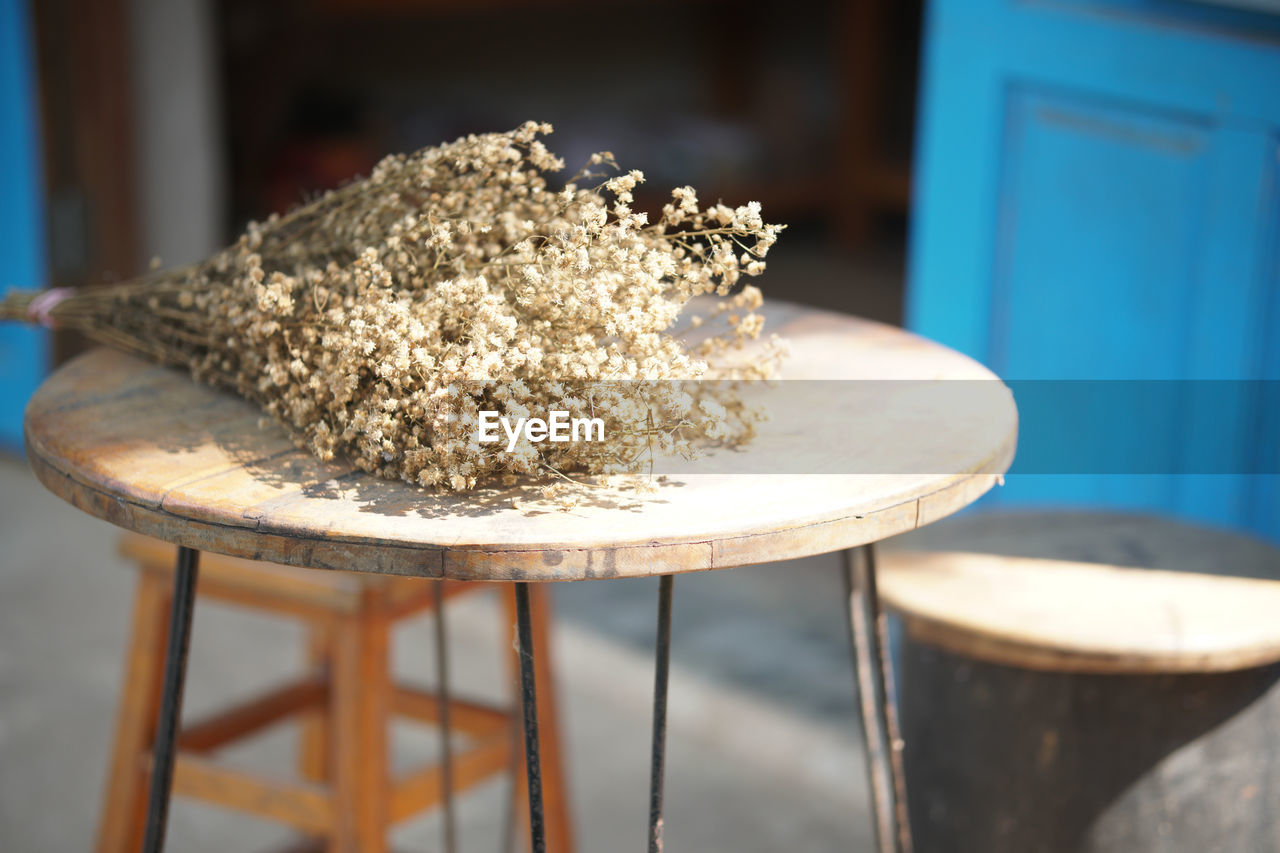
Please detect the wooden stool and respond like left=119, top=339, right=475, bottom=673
left=96, top=534, right=573, bottom=853
left=880, top=512, right=1280, bottom=853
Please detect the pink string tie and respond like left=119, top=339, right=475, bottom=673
left=26, top=287, right=75, bottom=329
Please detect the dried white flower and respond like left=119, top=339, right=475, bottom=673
left=2, top=122, right=787, bottom=493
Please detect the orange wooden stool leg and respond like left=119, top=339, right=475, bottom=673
left=329, top=596, right=391, bottom=853
left=96, top=571, right=172, bottom=853
left=503, top=584, right=575, bottom=853
left=299, top=624, right=333, bottom=783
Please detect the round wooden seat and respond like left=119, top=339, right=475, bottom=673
left=119, top=533, right=445, bottom=617
left=880, top=513, right=1280, bottom=673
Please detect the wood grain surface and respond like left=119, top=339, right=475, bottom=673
left=25, top=304, right=1017, bottom=580
left=881, top=548, right=1280, bottom=673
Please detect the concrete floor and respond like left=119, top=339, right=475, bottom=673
left=0, top=455, right=883, bottom=852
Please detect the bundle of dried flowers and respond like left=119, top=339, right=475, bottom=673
left=1, top=122, right=785, bottom=492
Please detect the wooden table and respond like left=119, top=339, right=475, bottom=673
left=24, top=303, right=1017, bottom=853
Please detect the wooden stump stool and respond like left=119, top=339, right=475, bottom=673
left=879, top=512, right=1280, bottom=853
left=97, top=534, right=573, bottom=853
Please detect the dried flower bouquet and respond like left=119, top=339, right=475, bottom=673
left=1, top=122, right=785, bottom=493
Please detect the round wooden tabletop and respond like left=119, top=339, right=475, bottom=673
left=24, top=302, right=1017, bottom=581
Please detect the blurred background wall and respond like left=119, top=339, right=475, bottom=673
left=2, top=0, right=1278, bottom=538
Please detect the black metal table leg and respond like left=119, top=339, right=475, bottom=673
left=648, top=574, right=674, bottom=853
left=141, top=546, right=200, bottom=853
left=514, top=582, right=547, bottom=853
left=844, top=544, right=913, bottom=853
left=435, top=580, right=458, bottom=853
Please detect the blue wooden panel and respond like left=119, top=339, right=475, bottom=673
left=908, top=0, right=1280, bottom=539
left=992, top=90, right=1210, bottom=380
left=0, top=0, right=47, bottom=452
left=1250, top=143, right=1280, bottom=535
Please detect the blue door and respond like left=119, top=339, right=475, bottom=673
left=908, top=0, right=1280, bottom=539
left=0, top=0, right=47, bottom=451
